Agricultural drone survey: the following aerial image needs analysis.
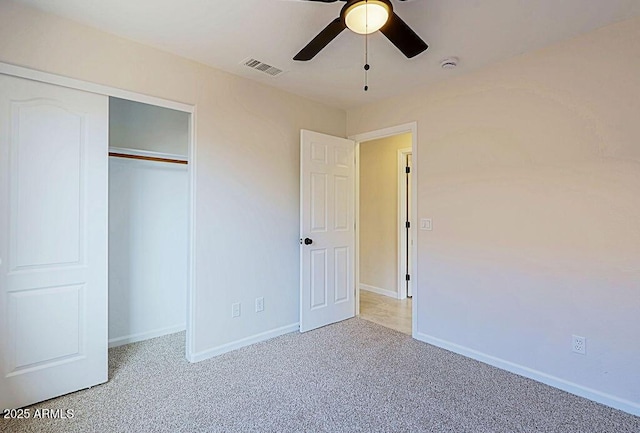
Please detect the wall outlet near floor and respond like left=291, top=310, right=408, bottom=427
left=255, top=297, right=264, bottom=313
left=572, top=335, right=586, bottom=354
left=231, top=303, right=241, bottom=318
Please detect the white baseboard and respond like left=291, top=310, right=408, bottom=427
left=360, top=283, right=398, bottom=299
left=415, top=332, right=640, bottom=417
left=187, top=323, right=299, bottom=363
left=108, top=324, right=186, bottom=348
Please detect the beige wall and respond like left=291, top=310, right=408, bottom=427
left=348, top=16, right=640, bottom=409
left=359, top=133, right=412, bottom=295
left=0, top=1, right=346, bottom=356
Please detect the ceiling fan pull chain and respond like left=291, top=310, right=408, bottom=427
left=364, top=0, right=369, bottom=91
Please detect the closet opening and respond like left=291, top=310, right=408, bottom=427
left=107, top=97, right=191, bottom=352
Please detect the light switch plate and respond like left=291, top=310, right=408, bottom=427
left=231, top=303, right=241, bottom=318
left=420, top=218, right=433, bottom=231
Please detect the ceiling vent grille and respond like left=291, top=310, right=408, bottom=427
left=242, top=58, right=284, bottom=77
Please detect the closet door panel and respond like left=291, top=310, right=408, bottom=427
left=11, top=101, right=83, bottom=269
left=0, top=74, right=108, bottom=409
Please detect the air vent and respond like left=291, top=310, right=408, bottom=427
left=242, top=58, right=284, bottom=77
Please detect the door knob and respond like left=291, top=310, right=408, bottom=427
left=304, top=238, right=313, bottom=245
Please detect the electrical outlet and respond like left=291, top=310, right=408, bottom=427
left=255, top=297, right=264, bottom=313
left=231, top=303, right=241, bottom=318
left=572, top=335, right=586, bottom=355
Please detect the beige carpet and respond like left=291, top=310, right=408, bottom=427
left=2, top=318, right=638, bottom=433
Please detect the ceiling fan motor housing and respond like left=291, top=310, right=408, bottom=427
left=341, top=0, right=394, bottom=33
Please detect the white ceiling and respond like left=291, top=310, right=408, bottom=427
left=13, top=0, right=640, bottom=109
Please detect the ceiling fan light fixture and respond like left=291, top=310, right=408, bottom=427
left=344, top=0, right=391, bottom=35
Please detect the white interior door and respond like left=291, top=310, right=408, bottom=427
left=300, top=130, right=355, bottom=332
left=0, top=75, right=108, bottom=409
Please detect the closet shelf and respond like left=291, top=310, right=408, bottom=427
left=108, top=152, right=188, bottom=165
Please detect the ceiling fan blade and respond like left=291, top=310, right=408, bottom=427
left=294, top=18, right=346, bottom=61
left=380, top=12, right=428, bottom=58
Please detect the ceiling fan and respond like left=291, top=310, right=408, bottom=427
left=293, top=0, right=428, bottom=61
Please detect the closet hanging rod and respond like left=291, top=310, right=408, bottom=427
left=108, top=152, right=188, bottom=165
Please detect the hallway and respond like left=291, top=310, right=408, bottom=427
left=359, top=290, right=412, bottom=335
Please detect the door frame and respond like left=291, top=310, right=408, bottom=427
left=397, top=147, right=412, bottom=300
left=0, top=61, right=198, bottom=361
left=349, top=122, right=418, bottom=336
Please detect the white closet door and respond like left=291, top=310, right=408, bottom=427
left=0, top=74, right=108, bottom=409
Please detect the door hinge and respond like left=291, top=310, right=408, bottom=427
left=405, top=166, right=411, bottom=174
left=405, top=221, right=410, bottom=229
left=406, top=274, right=410, bottom=281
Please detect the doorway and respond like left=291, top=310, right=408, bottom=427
left=107, top=97, right=191, bottom=349
left=352, top=123, right=418, bottom=336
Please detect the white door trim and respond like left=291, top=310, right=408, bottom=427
left=349, top=122, right=418, bottom=336
left=397, top=148, right=412, bottom=300
left=0, top=62, right=193, bottom=113
left=0, top=61, right=199, bottom=362
left=354, top=142, right=361, bottom=316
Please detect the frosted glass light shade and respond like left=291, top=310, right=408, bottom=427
left=345, top=1, right=390, bottom=35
